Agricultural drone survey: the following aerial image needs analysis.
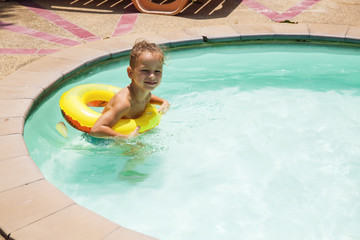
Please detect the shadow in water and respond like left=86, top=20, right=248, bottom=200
left=83, top=133, right=165, bottom=184
left=117, top=140, right=150, bottom=183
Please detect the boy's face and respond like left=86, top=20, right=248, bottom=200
left=128, top=51, right=163, bottom=91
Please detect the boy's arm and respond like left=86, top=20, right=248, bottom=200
left=150, top=94, right=170, bottom=114
left=90, top=100, right=139, bottom=139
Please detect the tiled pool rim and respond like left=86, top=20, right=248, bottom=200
left=1, top=23, right=360, bottom=240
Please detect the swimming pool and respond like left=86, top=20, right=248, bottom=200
left=24, top=42, right=360, bottom=240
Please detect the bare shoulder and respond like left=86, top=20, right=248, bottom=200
left=106, top=88, right=131, bottom=112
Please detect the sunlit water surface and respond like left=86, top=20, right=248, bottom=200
left=25, top=43, right=360, bottom=240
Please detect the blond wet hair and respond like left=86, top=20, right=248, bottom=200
left=129, top=40, right=165, bottom=69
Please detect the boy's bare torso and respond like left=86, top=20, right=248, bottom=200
left=103, top=86, right=151, bottom=119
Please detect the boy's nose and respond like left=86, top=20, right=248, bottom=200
left=149, top=72, right=155, bottom=79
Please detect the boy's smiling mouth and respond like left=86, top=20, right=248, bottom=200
left=145, top=81, right=157, bottom=86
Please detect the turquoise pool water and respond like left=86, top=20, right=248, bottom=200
left=25, top=43, right=360, bottom=240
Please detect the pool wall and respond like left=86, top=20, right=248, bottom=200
left=1, top=23, right=360, bottom=240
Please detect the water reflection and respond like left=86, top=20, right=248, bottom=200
left=81, top=132, right=166, bottom=184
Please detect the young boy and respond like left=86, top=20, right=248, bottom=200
left=90, top=40, right=170, bottom=139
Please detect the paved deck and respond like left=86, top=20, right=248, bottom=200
left=1, top=0, right=360, bottom=80
left=1, top=0, right=360, bottom=239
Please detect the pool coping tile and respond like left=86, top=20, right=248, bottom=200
left=10, top=204, right=120, bottom=240
left=271, top=23, right=310, bottom=39
left=155, top=29, right=203, bottom=47
left=0, top=134, right=29, bottom=160
left=185, top=25, right=240, bottom=42
left=79, top=33, right=173, bottom=59
left=0, top=179, right=74, bottom=234
left=75, top=37, right=134, bottom=58
left=231, top=23, right=275, bottom=40
left=0, top=86, right=44, bottom=100
left=0, top=155, right=43, bottom=193
left=0, top=99, right=33, bottom=119
left=119, top=32, right=173, bottom=47
left=48, top=46, right=112, bottom=69
left=103, top=227, right=157, bottom=240
left=308, top=23, right=349, bottom=41
left=345, top=26, right=360, bottom=43
left=1, top=24, right=360, bottom=240
left=0, top=117, right=24, bottom=136
left=0, top=70, right=63, bottom=90
left=18, top=55, right=88, bottom=79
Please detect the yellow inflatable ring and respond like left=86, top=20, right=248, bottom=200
left=59, top=84, right=161, bottom=135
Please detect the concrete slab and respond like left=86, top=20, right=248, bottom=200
left=103, top=227, right=157, bottom=240
left=76, top=37, right=134, bottom=57
left=0, top=117, right=24, bottom=136
left=346, top=25, right=360, bottom=43
left=186, top=25, right=240, bottom=42
left=0, top=134, right=29, bottom=160
left=0, top=70, right=63, bottom=89
left=0, top=179, right=74, bottom=233
left=48, top=46, right=112, bottom=67
left=10, top=204, right=121, bottom=240
left=0, top=155, right=43, bottom=192
left=231, top=23, right=275, bottom=40
left=309, top=23, right=349, bottom=41
left=155, top=28, right=203, bottom=47
left=0, top=99, right=33, bottom=118
left=0, top=86, right=44, bottom=100
left=271, top=22, right=309, bottom=39
left=18, top=55, right=87, bottom=77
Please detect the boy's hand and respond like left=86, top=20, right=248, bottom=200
left=129, top=126, right=140, bottom=138
left=158, top=101, right=170, bottom=114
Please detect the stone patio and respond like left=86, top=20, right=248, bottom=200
left=1, top=0, right=360, bottom=239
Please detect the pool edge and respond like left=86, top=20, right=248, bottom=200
left=1, top=23, right=360, bottom=240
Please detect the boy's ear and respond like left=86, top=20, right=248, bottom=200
left=127, top=66, right=133, bottom=79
